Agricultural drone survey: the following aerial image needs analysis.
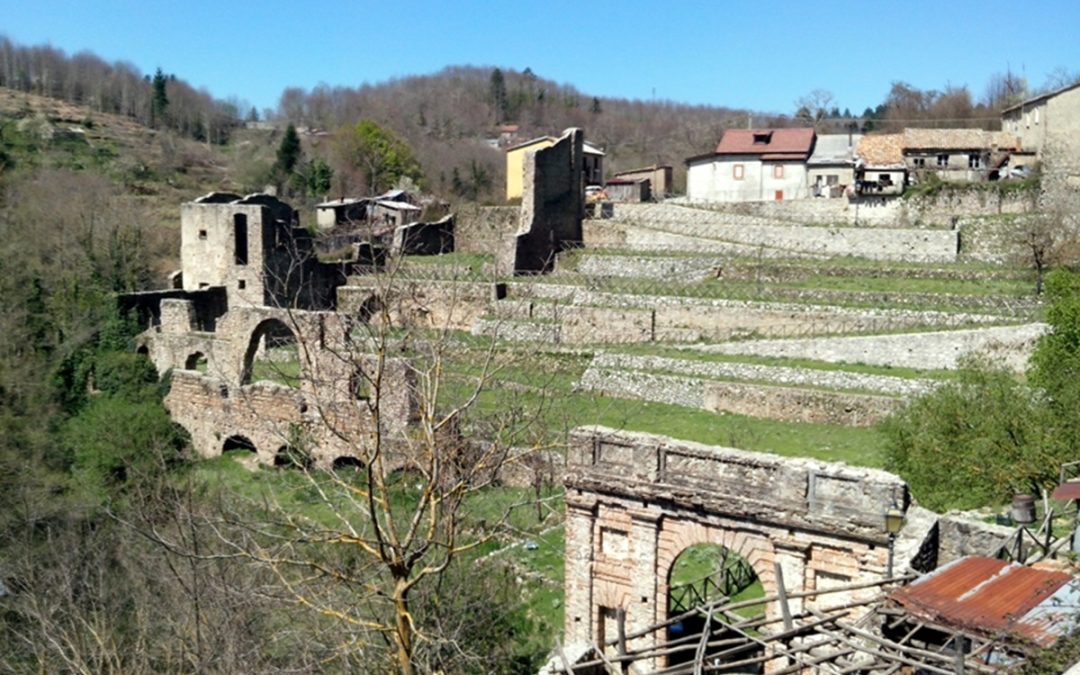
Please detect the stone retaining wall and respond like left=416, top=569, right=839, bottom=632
left=666, top=189, right=1037, bottom=228
left=581, top=353, right=936, bottom=397
left=578, top=353, right=921, bottom=426
left=593, top=204, right=960, bottom=262
left=702, top=323, right=1047, bottom=372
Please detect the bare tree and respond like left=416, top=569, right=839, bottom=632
left=1017, top=208, right=1080, bottom=295
left=142, top=256, right=560, bottom=673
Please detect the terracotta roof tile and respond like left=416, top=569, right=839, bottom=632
left=715, top=128, right=815, bottom=158
left=856, top=134, right=905, bottom=167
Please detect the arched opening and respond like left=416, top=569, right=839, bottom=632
left=222, top=435, right=257, bottom=456
left=184, top=351, right=208, bottom=372
left=240, top=318, right=301, bottom=387
left=332, top=455, right=366, bottom=471
left=273, top=445, right=311, bottom=469
left=666, top=543, right=764, bottom=671
left=136, top=345, right=150, bottom=357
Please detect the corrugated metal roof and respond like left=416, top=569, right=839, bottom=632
left=1052, top=482, right=1080, bottom=501
left=715, top=128, right=815, bottom=158
left=808, top=134, right=862, bottom=165
left=889, top=556, right=1078, bottom=647
left=315, top=197, right=367, bottom=208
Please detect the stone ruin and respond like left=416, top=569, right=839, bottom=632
left=561, top=426, right=1016, bottom=672
left=124, top=192, right=417, bottom=467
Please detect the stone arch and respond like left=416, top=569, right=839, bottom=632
left=222, top=434, right=257, bottom=455
left=240, top=317, right=300, bottom=386
left=657, top=519, right=777, bottom=619
left=136, top=344, right=150, bottom=357
left=274, top=444, right=311, bottom=469
left=184, top=351, right=207, bottom=371
left=331, top=455, right=366, bottom=471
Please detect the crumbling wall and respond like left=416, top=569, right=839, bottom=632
left=391, top=215, right=454, bottom=256
left=453, top=205, right=519, bottom=255
left=498, top=128, right=584, bottom=274
left=337, top=278, right=498, bottom=333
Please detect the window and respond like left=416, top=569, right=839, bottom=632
left=913, top=157, right=926, bottom=169
left=773, top=165, right=784, bottom=179
left=198, top=229, right=207, bottom=240
left=238, top=279, right=246, bottom=290
left=752, top=132, right=772, bottom=144
left=826, top=175, right=839, bottom=186
left=233, top=213, right=249, bottom=265
left=968, top=153, right=982, bottom=169
left=879, top=174, right=893, bottom=186
left=733, top=164, right=744, bottom=180
left=936, top=154, right=949, bottom=168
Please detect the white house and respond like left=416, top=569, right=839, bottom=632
left=686, top=128, right=816, bottom=202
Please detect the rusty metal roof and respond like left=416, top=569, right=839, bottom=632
left=889, top=556, right=1079, bottom=647
left=1052, top=482, right=1080, bottom=501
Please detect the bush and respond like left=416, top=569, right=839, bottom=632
left=881, top=360, right=1057, bottom=511
left=63, top=397, right=185, bottom=500
left=93, top=351, right=160, bottom=401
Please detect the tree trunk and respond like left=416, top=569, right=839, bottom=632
left=393, top=580, right=415, bottom=675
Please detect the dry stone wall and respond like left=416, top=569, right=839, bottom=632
left=578, top=353, right=925, bottom=426
left=596, top=203, right=960, bottom=262
left=669, top=189, right=1037, bottom=228
left=702, top=323, right=1046, bottom=372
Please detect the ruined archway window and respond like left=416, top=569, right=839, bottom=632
left=184, top=351, right=208, bottom=372
left=273, top=445, right=310, bottom=469
left=234, top=213, right=249, bottom=265
left=222, top=435, right=257, bottom=455
left=332, top=456, right=366, bottom=471
left=240, top=318, right=300, bottom=387
left=666, top=543, right=763, bottom=668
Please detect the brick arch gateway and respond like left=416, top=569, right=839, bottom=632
left=563, top=426, right=908, bottom=671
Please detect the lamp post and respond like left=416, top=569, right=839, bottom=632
left=885, top=505, right=905, bottom=579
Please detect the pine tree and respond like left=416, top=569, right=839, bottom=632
left=150, top=68, right=169, bottom=127
left=489, top=68, right=508, bottom=123
left=276, top=124, right=302, bottom=177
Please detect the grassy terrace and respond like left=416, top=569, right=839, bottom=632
left=614, top=342, right=958, bottom=382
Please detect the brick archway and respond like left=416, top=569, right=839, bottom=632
left=656, top=520, right=776, bottom=619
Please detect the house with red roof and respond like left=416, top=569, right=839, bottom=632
left=685, top=128, right=816, bottom=202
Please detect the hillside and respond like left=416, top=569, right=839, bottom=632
left=275, top=65, right=789, bottom=200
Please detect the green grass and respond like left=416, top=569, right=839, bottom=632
left=612, top=343, right=959, bottom=382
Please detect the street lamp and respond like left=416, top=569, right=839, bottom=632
left=884, top=505, right=905, bottom=579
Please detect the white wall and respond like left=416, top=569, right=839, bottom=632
left=687, top=157, right=808, bottom=202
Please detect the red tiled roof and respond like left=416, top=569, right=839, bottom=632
left=889, top=556, right=1075, bottom=647
left=715, top=128, right=815, bottom=158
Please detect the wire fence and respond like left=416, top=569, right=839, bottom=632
left=374, top=262, right=1038, bottom=319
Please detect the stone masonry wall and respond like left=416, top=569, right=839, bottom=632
left=498, top=128, right=584, bottom=274
left=705, top=323, right=1047, bottom=372
left=563, top=426, right=908, bottom=667
left=454, top=205, right=519, bottom=255
left=670, top=189, right=1036, bottom=228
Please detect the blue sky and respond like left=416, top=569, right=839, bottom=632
left=3, top=0, right=1079, bottom=116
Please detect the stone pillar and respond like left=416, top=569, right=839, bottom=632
left=626, top=507, right=662, bottom=664
left=564, top=494, right=596, bottom=646
left=773, top=538, right=810, bottom=617
left=160, top=298, right=196, bottom=334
